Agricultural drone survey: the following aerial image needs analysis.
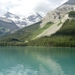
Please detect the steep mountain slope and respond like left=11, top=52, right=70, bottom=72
left=41, top=0, right=75, bottom=28
left=0, top=0, right=75, bottom=46
left=0, top=17, right=19, bottom=36
left=64, top=0, right=75, bottom=5
left=35, top=14, right=68, bottom=39
left=0, top=21, right=41, bottom=46
left=0, top=15, right=75, bottom=47
left=31, top=0, right=75, bottom=38
left=3, top=12, right=42, bottom=28
left=28, top=18, right=75, bottom=47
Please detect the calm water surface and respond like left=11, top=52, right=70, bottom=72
left=0, top=46, right=75, bottom=75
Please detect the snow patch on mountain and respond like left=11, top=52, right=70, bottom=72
left=0, top=17, right=13, bottom=23
left=3, top=12, right=42, bottom=28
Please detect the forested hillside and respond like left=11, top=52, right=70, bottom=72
left=28, top=19, right=75, bottom=47
left=0, top=21, right=41, bottom=46
left=0, top=20, right=54, bottom=46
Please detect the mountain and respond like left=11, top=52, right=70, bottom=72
left=0, top=17, right=19, bottom=36
left=3, top=12, right=42, bottom=28
left=41, top=0, right=75, bottom=27
left=0, top=21, right=41, bottom=46
left=64, top=0, right=75, bottom=5
left=0, top=0, right=75, bottom=47
left=28, top=18, right=75, bottom=47
left=1, top=14, right=75, bottom=47
left=33, top=0, right=75, bottom=38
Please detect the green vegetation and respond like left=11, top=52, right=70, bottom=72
left=32, top=22, right=53, bottom=38
left=0, top=17, right=75, bottom=47
left=68, top=11, right=75, bottom=18
left=0, top=21, right=41, bottom=46
left=28, top=19, right=75, bottom=47
left=0, top=21, right=53, bottom=46
left=57, top=21, right=62, bottom=26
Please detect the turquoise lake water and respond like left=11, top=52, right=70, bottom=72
left=0, top=46, right=75, bottom=75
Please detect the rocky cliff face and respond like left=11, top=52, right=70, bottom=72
left=41, top=0, right=75, bottom=27
left=64, top=0, right=75, bottom=5
left=0, top=17, right=19, bottom=35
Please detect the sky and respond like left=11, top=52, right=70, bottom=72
left=0, top=0, right=68, bottom=16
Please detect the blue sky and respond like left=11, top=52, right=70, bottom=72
left=0, top=0, right=68, bottom=16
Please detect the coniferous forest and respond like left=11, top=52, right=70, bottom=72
left=28, top=19, right=75, bottom=47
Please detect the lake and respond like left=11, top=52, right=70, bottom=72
left=0, top=46, right=75, bottom=75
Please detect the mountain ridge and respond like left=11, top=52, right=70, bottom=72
left=3, top=12, right=42, bottom=28
left=40, top=0, right=75, bottom=28
left=64, top=0, right=75, bottom=5
left=0, top=0, right=75, bottom=46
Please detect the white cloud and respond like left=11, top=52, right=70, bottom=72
left=0, top=0, right=68, bottom=16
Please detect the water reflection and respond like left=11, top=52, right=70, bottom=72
left=0, top=47, right=75, bottom=75
left=31, top=53, right=66, bottom=75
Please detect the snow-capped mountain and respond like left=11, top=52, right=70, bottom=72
left=3, top=12, right=42, bottom=28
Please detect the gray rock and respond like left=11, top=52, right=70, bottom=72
left=0, top=17, right=19, bottom=35
left=64, top=0, right=75, bottom=5
left=41, top=0, right=75, bottom=27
